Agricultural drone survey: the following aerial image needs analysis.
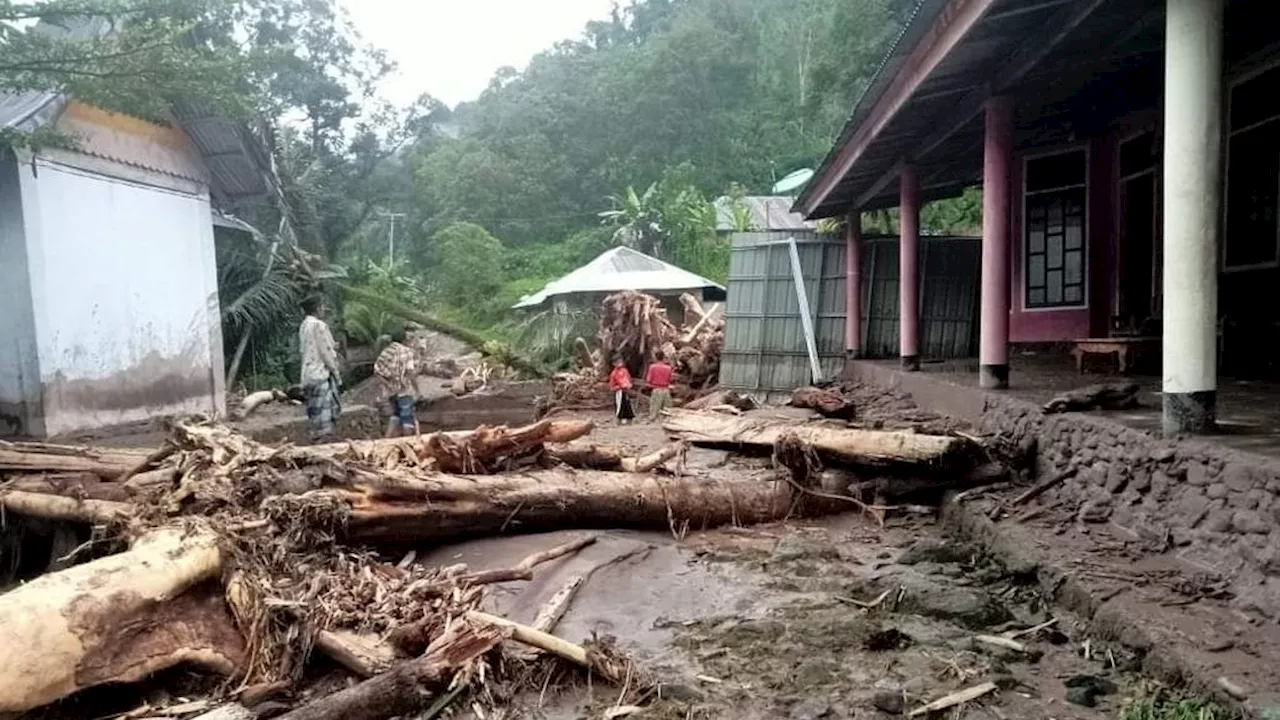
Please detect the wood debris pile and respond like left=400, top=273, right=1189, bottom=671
left=550, top=290, right=725, bottom=411
left=0, top=411, right=847, bottom=718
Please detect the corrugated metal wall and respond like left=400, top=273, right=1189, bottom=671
left=860, top=236, right=981, bottom=360
left=721, top=232, right=847, bottom=394
left=721, top=232, right=980, bottom=395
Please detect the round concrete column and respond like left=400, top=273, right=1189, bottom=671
left=1162, top=0, right=1224, bottom=435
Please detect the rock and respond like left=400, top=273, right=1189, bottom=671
left=1150, top=470, right=1172, bottom=499
left=1186, top=463, right=1211, bottom=487
left=897, top=538, right=972, bottom=566
left=1207, top=483, right=1229, bottom=500
left=1129, top=471, right=1152, bottom=493
left=1104, top=466, right=1128, bottom=494
left=789, top=697, right=832, bottom=720
left=863, top=628, right=912, bottom=652
left=1176, top=489, right=1211, bottom=526
left=1152, top=446, right=1176, bottom=462
left=1204, top=509, right=1234, bottom=533
left=1077, top=498, right=1113, bottom=523
left=1223, top=462, right=1257, bottom=493
left=894, top=575, right=1014, bottom=629
left=870, top=690, right=905, bottom=715
left=1233, top=510, right=1271, bottom=535
left=1232, top=490, right=1261, bottom=510
left=1064, top=675, right=1118, bottom=707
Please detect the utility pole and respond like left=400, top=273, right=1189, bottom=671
left=382, top=211, right=406, bottom=264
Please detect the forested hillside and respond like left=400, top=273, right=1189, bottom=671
left=3, top=0, right=979, bottom=385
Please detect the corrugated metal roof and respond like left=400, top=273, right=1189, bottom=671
left=513, top=246, right=725, bottom=309
left=713, top=196, right=816, bottom=232
left=0, top=91, right=65, bottom=132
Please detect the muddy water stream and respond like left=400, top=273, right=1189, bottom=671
left=428, top=513, right=1132, bottom=720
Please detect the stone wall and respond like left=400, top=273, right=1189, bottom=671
left=846, top=361, right=1280, bottom=618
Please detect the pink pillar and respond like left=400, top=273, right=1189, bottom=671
left=980, top=96, right=1014, bottom=389
left=899, top=164, right=921, bottom=371
left=845, top=213, right=862, bottom=357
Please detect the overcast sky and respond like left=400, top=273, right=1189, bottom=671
left=341, top=0, right=618, bottom=108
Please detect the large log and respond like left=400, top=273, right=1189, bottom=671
left=662, top=409, right=974, bottom=472
left=0, top=440, right=149, bottom=476
left=0, top=489, right=132, bottom=524
left=0, top=526, right=233, bottom=713
left=274, top=618, right=506, bottom=720
left=303, top=419, right=594, bottom=473
left=341, top=467, right=845, bottom=545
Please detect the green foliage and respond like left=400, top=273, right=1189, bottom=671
left=1118, top=684, right=1238, bottom=720
left=422, top=221, right=508, bottom=326
left=341, top=258, right=424, bottom=346
left=513, top=307, right=600, bottom=371
left=922, top=186, right=983, bottom=236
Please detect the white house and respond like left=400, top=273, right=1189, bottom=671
left=0, top=92, right=268, bottom=437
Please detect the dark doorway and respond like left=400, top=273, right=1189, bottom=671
left=1119, top=173, right=1156, bottom=322
left=1118, top=132, right=1159, bottom=331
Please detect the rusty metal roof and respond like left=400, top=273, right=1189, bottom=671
left=796, top=0, right=1168, bottom=218
left=2, top=90, right=272, bottom=208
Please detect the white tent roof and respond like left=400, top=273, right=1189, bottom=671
left=513, top=246, right=725, bottom=309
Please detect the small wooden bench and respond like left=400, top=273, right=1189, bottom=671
left=1071, top=337, right=1159, bottom=374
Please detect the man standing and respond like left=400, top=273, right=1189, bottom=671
left=299, top=296, right=342, bottom=442
left=644, top=350, right=674, bottom=422
left=374, top=330, right=419, bottom=437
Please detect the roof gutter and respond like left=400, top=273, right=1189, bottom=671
left=796, top=0, right=997, bottom=218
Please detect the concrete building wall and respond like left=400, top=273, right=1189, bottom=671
left=0, top=152, right=43, bottom=436
left=18, top=156, right=225, bottom=435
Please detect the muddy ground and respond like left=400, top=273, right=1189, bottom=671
left=449, top=515, right=1136, bottom=720
left=12, top=382, right=1260, bottom=719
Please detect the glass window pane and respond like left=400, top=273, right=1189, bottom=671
left=1048, top=201, right=1063, bottom=228
left=1029, top=288, right=1046, bottom=306
left=1029, top=255, right=1046, bottom=286
left=1047, top=235, right=1063, bottom=268
left=1047, top=270, right=1064, bottom=304
left=1065, top=250, right=1083, bottom=284
left=1065, top=214, right=1084, bottom=250
left=1064, top=285, right=1083, bottom=303
left=1030, top=228, right=1045, bottom=253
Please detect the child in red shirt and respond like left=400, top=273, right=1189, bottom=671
left=608, top=357, right=635, bottom=424
left=644, top=351, right=674, bottom=421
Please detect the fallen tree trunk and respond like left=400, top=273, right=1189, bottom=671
left=0, top=489, right=132, bottom=524
left=341, top=467, right=845, bottom=545
left=4, top=472, right=132, bottom=502
left=339, top=283, right=548, bottom=378
left=274, top=619, right=506, bottom=720
left=662, top=409, right=974, bottom=472
left=307, top=419, right=594, bottom=473
left=0, top=526, right=232, bottom=714
left=790, top=386, right=857, bottom=420
left=0, top=440, right=149, bottom=476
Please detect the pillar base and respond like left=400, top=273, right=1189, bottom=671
left=979, top=364, right=1008, bottom=389
left=1162, top=391, right=1216, bottom=436
left=901, top=355, right=920, bottom=372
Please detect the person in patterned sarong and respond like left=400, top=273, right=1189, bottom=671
left=374, top=330, right=419, bottom=437
left=298, top=296, right=342, bottom=442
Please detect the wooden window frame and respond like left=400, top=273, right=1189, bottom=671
left=1022, top=146, right=1089, bottom=311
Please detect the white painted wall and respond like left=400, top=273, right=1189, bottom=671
left=0, top=153, right=43, bottom=435
left=19, top=157, right=226, bottom=435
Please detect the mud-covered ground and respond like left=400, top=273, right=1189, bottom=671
left=485, top=514, right=1137, bottom=720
